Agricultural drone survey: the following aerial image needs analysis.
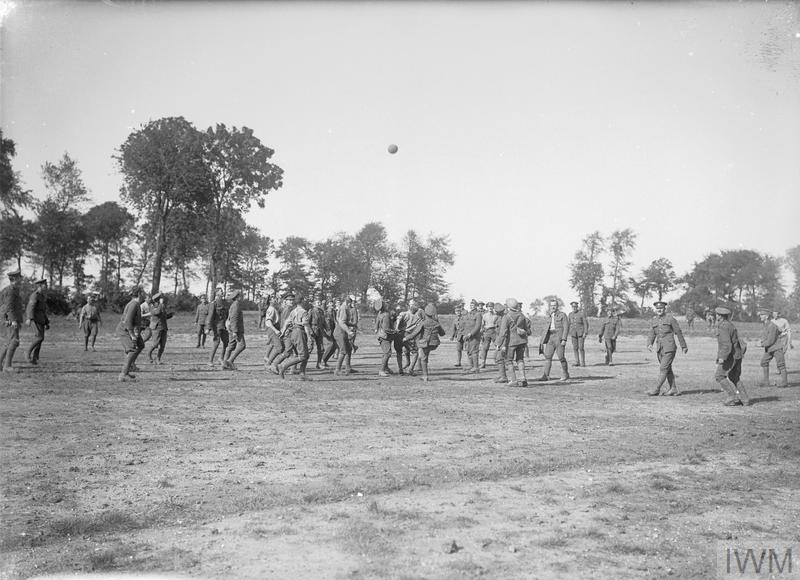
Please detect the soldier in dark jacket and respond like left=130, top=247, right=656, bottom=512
left=25, top=278, right=49, bottom=365
left=116, top=286, right=146, bottom=382
left=646, top=301, right=688, bottom=396
left=540, top=299, right=570, bottom=382
left=194, top=294, right=209, bottom=348
left=206, top=288, right=229, bottom=366
left=460, top=300, right=483, bottom=374
left=599, top=307, right=622, bottom=365
left=714, top=306, right=749, bottom=406
left=78, top=293, right=101, bottom=351
left=497, top=298, right=530, bottom=387
left=147, top=292, right=173, bottom=364
left=0, top=269, right=24, bottom=373
left=405, top=303, right=445, bottom=382
left=759, top=308, right=788, bottom=387
left=223, top=289, right=246, bottom=370
left=451, top=303, right=465, bottom=367
left=567, top=301, right=588, bottom=367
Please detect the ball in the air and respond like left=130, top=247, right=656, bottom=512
left=388, top=144, right=398, bottom=154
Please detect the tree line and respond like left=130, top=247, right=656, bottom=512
left=0, top=124, right=454, bottom=310
left=568, top=228, right=799, bottom=321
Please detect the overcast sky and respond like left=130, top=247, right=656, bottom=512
left=2, top=1, right=799, bottom=303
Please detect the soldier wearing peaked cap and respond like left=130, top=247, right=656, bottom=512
left=206, top=287, right=229, bottom=366
left=115, top=286, right=146, bottom=382
left=374, top=298, right=395, bottom=377
left=404, top=303, right=445, bottom=382
left=267, top=293, right=296, bottom=371
left=0, top=268, right=24, bottom=372
left=223, top=289, right=246, bottom=370
left=194, top=294, right=209, bottom=348
left=599, top=306, right=622, bottom=365
left=460, top=299, right=483, bottom=374
left=491, top=302, right=508, bottom=383
left=568, top=301, right=588, bottom=367
left=25, top=278, right=50, bottom=365
left=276, top=294, right=314, bottom=380
left=480, top=301, right=500, bottom=370
left=646, top=301, right=688, bottom=396
left=714, top=306, right=749, bottom=406
left=450, top=303, right=466, bottom=367
left=540, top=299, right=570, bottom=382
left=79, top=292, right=102, bottom=351
left=759, top=308, right=788, bottom=388
left=148, top=292, right=174, bottom=365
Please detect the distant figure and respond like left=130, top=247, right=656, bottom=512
left=759, top=308, right=788, bottom=388
left=705, top=309, right=715, bottom=329
left=405, top=303, right=446, bottom=382
left=116, top=286, right=146, bottom=382
left=79, top=293, right=102, bottom=351
left=25, top=278, right=50, bottom=365
left=147, top=292, right=173, bottom=365
left=771, top=310, right=793, bottom=358
left=685, top=307, right=696, bottom=330
left=497, top=298, right=530, bottom=387
left=450, top=303, right=465, bottom=367
left=539, top=299, right=570, bottom=382
left=598, top=307, right=622, bottom=365
left=194, top=294, right=209, bottom=348
left=223, top=289, right=246, bottom=370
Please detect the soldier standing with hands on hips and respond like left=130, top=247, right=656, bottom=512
left=646, top=300, right=688, bottom=396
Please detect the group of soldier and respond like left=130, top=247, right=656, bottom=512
left=1, top=266, right=795, bottom=406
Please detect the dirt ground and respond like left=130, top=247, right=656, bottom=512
left=1, top=312, right=798, bottom=579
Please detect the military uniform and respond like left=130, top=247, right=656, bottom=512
left=309, top=302, right=326, bottom=368
left=480, top=304, right=501, bottom=369
left=540, top=308, right=570, bottom=381
left=79, top=298, right=101, bottom=351
left=497, top=299, right=529, bottom=387
left=333, top=299, right=357, bottom=375
left=646, top=303, right=687, bottom=396
left=116, top=293, right=145, bottom=381
left=461, top=302, right=483, bottom=374
left=598, top=313, right=622, bottom=365
left=321, top=302, right=338, bottom=367
left=278, top=303, right=313, bottom=379
left=451, top=307, right=465, bottom=367
left=206, top=293, right=230, bottom=365
left=0, top=270, right=24, bottom=372
left=405, top=304, right=445, bottom=381
left=374, top=299, right=394, bottom=376
left=759, top=312, right=788, bottom=387
left=567, top=303, right=588, bottom=367
left=147, top=294, right=173, bottom=364
left=223, top=291, right=246, bottom=370
left=194, top=298, right=210, bottom=348
left=714, top=307, right=749, bottom=406
left=25, top=280, right=49, bottom=365
left=399, top=305, right=424, bottom=374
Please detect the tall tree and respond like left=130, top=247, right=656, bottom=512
left=569, top=231, right=604, bottom=315
left=239, top=227, right=272, bottom=300
left=352, top=222, right=393, bottom=301
left=641, top=257, right=676, bottom=301
left=201, top=124, right=283, bottom=290
left=606, top=228, right=637, bottom=306
left=786, top=245, right=800, bottom=317
left=274, top=236, right=313, bottom=298
left=117, top=117, right=211, bottom=293
left=84, top=201, right=135, bottom=295
left=0, top=131, right=34, bottom=272
left=400, top=230, right=454, bottom=304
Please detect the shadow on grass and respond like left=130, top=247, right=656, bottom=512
left=677, top=389, right=721, bottom=396
left=749, top=396, right=780, bottom=405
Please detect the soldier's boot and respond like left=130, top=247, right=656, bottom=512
left=662, top=374, right=679, bottom=396
left=279, top=356, right=302, bottom=379
left=404, top=354, right=411, bottom=371
left=407, top=353, right=419, bottom=375
left=334, top=355, right=344, bottom=375
left=573, top=347, right=580, bottom=367
left=209, top=341, right=220, bottom=365
left=718, top=379, right=739, bottom=405
left=648, top=372, right=668, bottom=396
left=4, top=340, right=20, bottom=371
left=580, top=351, right=586, bottom=368
left=454, top=348, right=463, bottom=368
left=777, top=369, right=789, bottom=388
left=420, top=359, right=430, bottom=382
left=734, top=381, right=750, bottom=405
left=396, top=352, right=405, bottom=375
left=540, top=359, right=552, bottom=381
left=494, top=360, right=508, bottom=383
left=120, top=352, right=138, bottom=381
left=517, top=361, right=528, bottom=387
left=759, top=366, right=770, bottom=387
left=559, top=360, right=570, bottom=382
left=344, top=353, right=353, bottom=374
left=472, top=354, right=481, bottom=372
left=506, top=362, right=519, bottom=386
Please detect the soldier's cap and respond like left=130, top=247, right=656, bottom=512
left=570, top=301, right=579, bottom=306
left=6, top=268, right=21, bottom=278
left=715, top=306, right=731, bottom=316
left=373, top=298, right=384, bottom=312
left=424, top=303, right=437, bottom=317
left=282, top=292, right=295, bottom=299
left=653, top=301, right=667, bottom=307
left=152, top=292, right=163, bottom=301
left=486, top=301, right=494, bottom=308
left=470, top=299, right=478, bottom=306
left=493, top=303, right=506, bottom=314
left=227, top=289, right=242, bottom=299
left=505, top=298, right=520, bottom=310
left=477, top=301, right=485, bottom=306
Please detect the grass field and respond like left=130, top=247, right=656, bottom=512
left=1, top=312, right=798, bottom=579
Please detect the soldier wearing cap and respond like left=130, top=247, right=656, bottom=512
left=399, top=300, right=424, bottom=374
left=0, top=268, right=24, bottom=372
left=78, top=293, right=102, bottom=351
left=714, top=306, right=749, bottom=406
left=598, top=306, right=622, bottom=365
left=539, top=299, right=570, bottom=382
left=460, top=299, right=483, bottom=374
left=374, top=298, right=395, bottom=377
left=277, top=294, right=314, bottom=380
left=147, top=292, right=174, bottom=365
left=759, top=308, right=788, bottom=387
left=479, top=301, right=500, bottom=369
left=261, top=294, right=280, bottom=367
left=257, top=294, right=269, bottom=330
left=267, top=293, right=295, bottom=372
left=320, top=298, right=339, bottom=369
left=771, top=310, right=793, bottom=357
left=567, top=301, right=589, bottom=367
left=497, top=298, right=530, bottom=387
left=646, top=301, right=688, bottom=396
left=490, top=302, right=508, bottom=383
left=25, top=278, right=50, bottom=365
left=404, top=303, right=445, bottom=382
left=206, top=287, right=229, bottom=366
left=194, top=294, right=210, bottom=348
left=450, top=303, right=466, bottom=367
left=332, top=295, right=357, bottom=375
left=116, top=286, right=146, bottom=381
left=223, top=289, right=246, bottom=370
left=348, top=295, right=360, bottom=354
left=308, top=296, right=327, bottom=369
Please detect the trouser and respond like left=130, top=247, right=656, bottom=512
left=1, top=325, right=21, bottom=370
left=118, top=331, right=144, bottom=376
left=196, top=324, right=206, bottom=347
left=542, top=335, right=568, bottom=378
left=281, top=328, right=309, bottom=374
left=715, top=356, right=747, bottom=403
left=480, top=329, right=497, bottom=366
left=379, top=338, right=392, bottom=371
left=311, top=328, right=324, bottom=365
left=603, top=338, right=617, bottom=364
left=266, top=330, right=286, bottom=365
left=27, top=322, right=46, bottom=363
left=570, top=335, right=586, bottom=366
left=209, top=327, right=229, bottom=363
left=760, top=348, right=788, bottom=387
left=334, top=328, right=353, bottom=373
left=464, top=336, right=481, bottom=371
left=225, top=331, right=246, bottom=363
left=322, top=333, right=338, bottom=364
left=404, top=338, right=419, bottom=373
left=455, top=337, right=464, bottom=365
left=148, top=329, right=168, bottom=361
left=83, top=320, right=99, bottom=349
left=419, top=344, right=438, bottom=377
left=652, top=349, right=676, bottom=393
left=505, top=344, right=527, bottom=384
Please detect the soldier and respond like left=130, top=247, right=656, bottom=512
left=223, top=289, right=246, bottom=370
left=269, top=293, right=299, bottom=373
left=320, top=298, right=338, bottom=369
left=374, top=298, right=394, bottom=377
left=309, top=296, right=326, bottom=369
left=404, top=303, right=446, bottom=382
left=349, top=295, right=360, bottom=354
left=206, top=287, right=229, bottom=366
left=685, top=306, right=696, bottom=330
left=277, top=294, right=314, bottom=380
left=116, top=286, right=146, bottom=382
left=257, top=294, right=269, bottom=330
left=400, top=300, right=424, bottom=374
left=194, top=294, right=209, bottom=348
left=78, top=293, right=101, bottom=351
left=147, top=293, right=173, bottom=365
left=479, top=301, right=500, bottom=369
left=451, top=303, right=465, bottom=367
left=705, top=309, right=715, bottom=329
left=497, top=298, right=530, bottom=387
left=25, top=278, right=50, bottom=365
left=567, top=301, right=588, bottom=367
left=539, top=299, right=570, bottom=382
left=460, top=299, right=483, bottom=374
left=598, top=306, right=622, bottom=365
left=390, top=303, right=406, bottom=375
left=714, top=306, right=749, bottom=406
left=139, top=293, right=153, bottom=344
left=0, top=268, right=24, bottom=373
left=491, top=302, right=508, bottom=383
left=772, top=310, right=793, bottom=357
left=759, top=308, right=788, bottom=387
left=646, top=301, right=688, bottom=396
left=333, top=295, right=357, bottom=375
left=262, top=295, right=280, bottom=367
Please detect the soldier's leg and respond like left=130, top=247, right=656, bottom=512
left=28, top=322, right=45, bottom=363
left=728, top=358, right=748, bottom=405
left=648, top=350, right=671, bottom=395
left=268, top=333, right=286, bottom=366
left=578, top=336, right=586, bottom=367
left=571, top=336, right=580, bottom=366
left=148, top=331, right=160, bottom=362
left=393, top=338, right=404, bottom=374
left=90, top=322, right=99, bottom=349
left=540, top=338, right=556, bottom=380
left=83, top=324, right=91, bottom=351
left=775, top=350, right=788, bottom=387
left=759, top=351, right=773, bottom=387
left=494, top=349, right=507, bottom=383
left=480, top=336, right=490, bottom=368
left=156, top=330, right=168, bottom=362
left=196, top=325, right=203, bottom=348
left=556, top=341, right=569, bottom=380
left=515, top=347, right=528, bottom=385
left=209, top=328, right=221, bottom=363
left=408, top=340, right=420, bottom=375
left=3, top=326, right=20, bottom=372
left=505, top=347, right=519, bottom=385
left=419, top=347, right=430, bottom=381
left=272, top=336, right=293, bottom=367
left=314, top=333, right=325, bottom=367
left=454, top=338, right=463, bottom=367
left=228, top=333, right=246, bottom=365
left=322, top=336, right=337, bottom=366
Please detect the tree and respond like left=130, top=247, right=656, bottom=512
left=786, top=245, right=800, bottom=318
left=41, top=153, right=91, bottom=211
left=529, top=298, right=544, bottom=316
left=201, top=124, right=283, bottom=291
left=274, top=236, right=313, bottom=298
left=0, top=212, right=31, bottom=272
left=0, top=131, right=33, bottom=273
left=352, top=222, right=394, bottom=301
left=641, top=258, right=676, bottom=301
left=84, top=202, right=135, bottom=296
left=117, top=117, right=211, bottom=294
left=307, top=234, right=358, bottom=299
left=239, top=227, right=272, bottom=300
left=400, top=230, right=454, bottom=304
left=569, top=232, right=604, bottom=315
left=606, top=229, right=637, bottom=306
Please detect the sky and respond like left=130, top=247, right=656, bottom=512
left=1, top=0, right=799, bottom=304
